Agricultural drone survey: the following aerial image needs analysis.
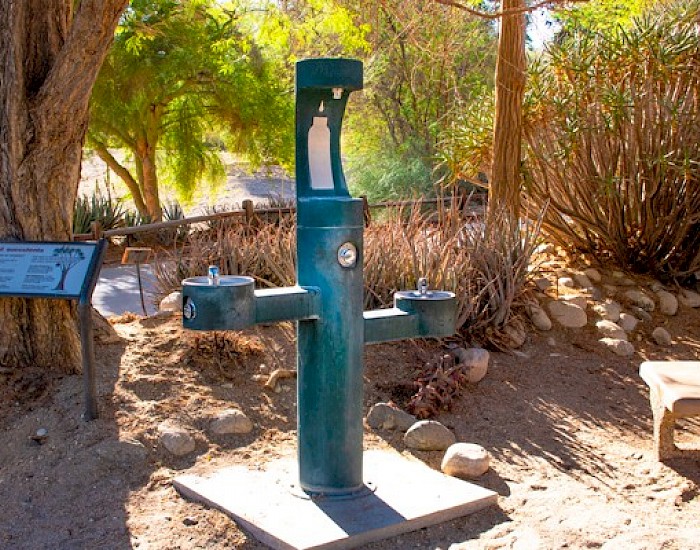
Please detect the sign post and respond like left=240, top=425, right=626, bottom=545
left=0, top=240, right=108, bottom=420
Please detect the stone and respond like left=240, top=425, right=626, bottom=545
left=404, top=420, right=456, bottom=451
left=558, top=277, right=575, bottom=288
left=618, top=313, right=639, bottom=333
left=547, top=300, right=587, bottom=328
left=596, top=320, right=627, bottom=340
left=159, top=291, right=182, bottom=312
left=593, top=300, right=621, bottom=322
left=649, top=281, right=663, bottom=292
left=583, top=268, right=602, bottom=283
left=210, top=409, right=254, bottom=435
left=678, top=289, right=700, bottom=308
left=501, top=323, right=526, bottom=349
left=441, top=443, right=490, bottom=479
left=158, top=423, right=196, bottom=456
left=95, top=438, right=149, bottom=467
left=599, top=338, right=635, bottom=357
left=525, top=304, right=552, bottom=331
left=656, top=290, right=678, bottom=316
left=652, top=327, right=672, bottom=346
left=619, top=277, right=636, bottom=287
left=452, top=347, right=490, bottom=383
left=588, top=286, right=604, bottom=302
left=629, top=306, right=653, bottom=322
left=624, top=290, right=655, bottom=312
left=603, top=284, right=618, bottom=296
left=573, top=272, right=593, bottom=288
left=367, top=403, right=417, bottom=431
left=612, top=270, right=625, bottom=279
left=562, top=295, right=588, bottom=310
left=534, top=277, right=551, bottom=291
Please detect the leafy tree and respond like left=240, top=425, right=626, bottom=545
left=89, top=0, right=294, bottom=221
left=0, top=1, right=128, bottom=372
left=53, top=247, right=87, bottom=291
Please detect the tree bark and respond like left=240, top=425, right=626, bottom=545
left=0, top=0, right=128, bottom=372
left=489, top=0, right=526, bottom=222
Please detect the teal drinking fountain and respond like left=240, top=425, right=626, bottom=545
left=182, top=58, right=456, bottom=497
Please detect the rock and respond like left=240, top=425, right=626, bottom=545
left=441, top=443, right=490, bottom=479
left=624, top=290, right=655, bottom=312
left=558, top=277, right=575, bottom=288
left=404, top=420, right=456, bottom=451
left=525, top=304, right=552, bottom=331
left=547, top=300, right=587, bottom=328
left=501, top=323, right=526, bottom=349
left=618, top=313, right=639, bottom=332
left=158, top=423, right=196, bottom=456
left=452, top=347, right=490, bottom=383
left=656, top=290, right=678, bottom=316
left=612, top=270, right=625, bottom=279
left=652, top=327, right=672, bottom=346
left=30, top=428, right=49, bottom=445
left=593, top=301, right=621, bottom=322
left=583, top=268, right=602, bottom=283
left=599, top=338, right=635, bottom=357
left=619, top=277, right=636, bottom=286
left=678, top=289, right=700, bottom=308
left=94, top=438, right=149, bottom=467
left=603, top=284, right=618, bottom=297
left=649, top=281, right=663, bottom=292
left=588, top=286, right=604, bottom=302
left=596, top=320, right=627, bottom=340
left=562, top=295, right=588, bottom=310
left=367, top=403, right=417, bottom=431
left=159, top=291, right=182, bottom=312
left=573, top=272, right=593, bottom=288
left=629, top=306, right=653, bottom=322
left=534, top=277, right=551, bottom=291
left=210, top=409, right=254, bottom=435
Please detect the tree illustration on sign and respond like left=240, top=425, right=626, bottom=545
left=53, top=247, right=85, bottom=291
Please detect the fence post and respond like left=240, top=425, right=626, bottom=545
left=91, top=221, right=103, bottom=241
left=361, top=195, right=371, bottom=227
left=243, top=199, right=256, bottom=226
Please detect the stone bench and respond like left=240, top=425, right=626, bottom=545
left=639, top=361, right=700, bottom=461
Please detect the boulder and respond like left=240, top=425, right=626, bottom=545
left=158, top=423, right=196, bottom=456
left=526, top=304, right=552, bottom=331
left=651, top=327, right=672, bottom=347
left=583, top=268, right=602, bottom=283
left=656, top=290, right=678, bottom=316
left=618, top=313, right=639, bottom=333
left=573, top=273, right=593, bottom=289
left=678, top=289, right=700, bottom=308
left=599, top=338, right=635, bottom=357
left=593, top=301, right=621, bottom=322
left=452, top=347, right=490, bottom=383
left=404, top=420, right=456, bottom=451
left=441, top=443, right=490, bottom=479
left=628, top=306, right=652, bottom=322
left=624, top=290, right=655, bottom=312
left=159, top=291, right=182, bottom=312
left=596, top=320, right=627, bottom=341
left=210, top=409, right=254, bottom=435
left=367, top=403, right=416, bottom=431
left=548, top=301, right=587, bottom=328
left=562, top=295, right=588, bottom=310
left=534, top=277, right=552, bottom=292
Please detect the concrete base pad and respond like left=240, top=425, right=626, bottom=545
left=174, top=450, right=498, bottom=549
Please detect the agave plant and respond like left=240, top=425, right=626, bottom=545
left=72, top=192, right=125, bottom=234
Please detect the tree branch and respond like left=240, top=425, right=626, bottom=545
left=92, top=140, right=149, bottom=216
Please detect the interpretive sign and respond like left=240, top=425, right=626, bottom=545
left=0, top=242, right=99, bottom=299
left=0, top=240, right=107, bottom=420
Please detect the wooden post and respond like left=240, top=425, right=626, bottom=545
left=361, top=195, right=371, bottom=227
left=91, top=220, right=103, bottom=240
left=243, top=199, right=255, bottom=226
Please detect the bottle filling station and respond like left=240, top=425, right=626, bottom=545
left=175, top=58, right=496, bottom=550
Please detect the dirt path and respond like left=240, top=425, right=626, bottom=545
left=1, top=294, right=699, bottom=549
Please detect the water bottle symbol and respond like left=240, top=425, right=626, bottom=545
left=208, top=265, right=220, bottom=286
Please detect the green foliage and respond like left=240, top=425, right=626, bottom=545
left=89, top=0, right=294, bottom=216
left=554, top=0, right=654, bottom=34
left=523, top=0, right=700, bottom=280
left=72, top=193, right=125, bottom=234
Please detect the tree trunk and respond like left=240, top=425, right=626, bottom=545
left=0, top=0, right=128, bottom=373
left=136, top=140, right=162, bottom=221
left=489, top=0, right=526, bottom=222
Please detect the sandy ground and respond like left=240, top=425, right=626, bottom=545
left=1, top=276, right=700, bottom=549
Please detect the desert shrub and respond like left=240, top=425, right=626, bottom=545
left=73, top=192, right=125, bottom=234
left=523, top=1, right=700, bottom=281
left=154, top=198, right=540, bottom=349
